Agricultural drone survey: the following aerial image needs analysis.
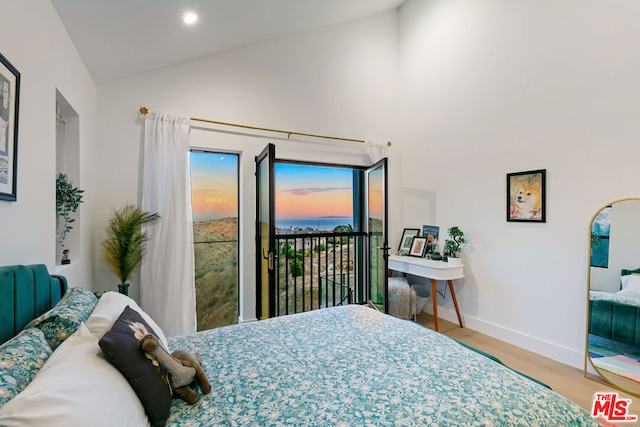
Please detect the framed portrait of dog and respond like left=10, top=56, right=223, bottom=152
left=507, top=169, right=546, bottom=222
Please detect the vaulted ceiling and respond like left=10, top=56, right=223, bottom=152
left=51, top=0, right=406, bottom=83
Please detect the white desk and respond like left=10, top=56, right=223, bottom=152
left=388, top=254, right=464, bottom=332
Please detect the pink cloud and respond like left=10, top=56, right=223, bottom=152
left=282, top=187, right=349, bottom=196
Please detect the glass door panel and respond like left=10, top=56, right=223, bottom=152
left=366, top=158, right=388, bottom=313
left=255, top=143, right=275, bottom=319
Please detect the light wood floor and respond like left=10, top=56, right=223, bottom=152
left=414, top=312, right=640, bottom=417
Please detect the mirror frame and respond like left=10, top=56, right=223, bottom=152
left=585, top=197, right=640, bottom=397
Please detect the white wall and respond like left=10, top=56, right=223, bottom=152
left=95, top=0, right=640, bottom=368
left=95, top=11, right=400, bottom=321
left=0, top=0, right=97, bottom=286
left=398, top=0, right=640, bottom=367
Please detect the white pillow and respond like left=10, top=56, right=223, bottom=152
left=618, top=274, right=640, bottom=297
left=0, top=323, right=150, bottom=427
left=85, top=292, right=168, bottom=348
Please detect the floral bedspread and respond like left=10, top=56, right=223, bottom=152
left=590, top=290, right=640, bottom=307
left=167, top=305, right=598, bottom=426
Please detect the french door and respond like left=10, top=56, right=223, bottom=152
left=255, top=144, right=275, bottom=320
left=366, top=158, right=389, bottom=313
left=255, top=144, right=388, bottom=317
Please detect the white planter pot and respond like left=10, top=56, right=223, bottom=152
left=447, top=256, right=462, bottom=265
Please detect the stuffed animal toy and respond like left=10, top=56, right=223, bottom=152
left=140, top=334, right=211, bottom=404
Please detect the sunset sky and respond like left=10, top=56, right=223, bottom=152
left=367, top=167, right=383, bottom=220
left=190, top=153, right=356, bottom=221
left=275, top=163, right=353, bottom=219
left=190, top=152, right=238, bottom=221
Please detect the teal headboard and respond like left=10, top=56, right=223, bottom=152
left=622, top=267, right=640, bottom=276
left=0, top=264, right=68, bottom=344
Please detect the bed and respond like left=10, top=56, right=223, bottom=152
left=589, top=267, right=640, bottom=348
left=0, top=264, right=599, bottom=426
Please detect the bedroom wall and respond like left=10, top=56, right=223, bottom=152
left=397, top=0, right=640, bottom=367
left=0, top=0, right=97, bottom=286
left=95, top=0, right=640, bottom=369
left=95, top=11, right=401, bottom=322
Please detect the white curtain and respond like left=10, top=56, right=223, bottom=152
left=141, top=112, right=196, bottom=337
left=365, top=140, right=389, bottom=163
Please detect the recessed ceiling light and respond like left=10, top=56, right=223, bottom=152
left=184, top=12, right=198, bottom=25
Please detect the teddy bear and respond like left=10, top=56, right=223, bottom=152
left=140, top=333, right=211, bottom=404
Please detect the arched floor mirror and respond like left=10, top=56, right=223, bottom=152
left=585, top=197, right=640, bottom=397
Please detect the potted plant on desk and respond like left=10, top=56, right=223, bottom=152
left=443, top=226, right=467, bottom=265
left=102, top=205, right=160, bottom=295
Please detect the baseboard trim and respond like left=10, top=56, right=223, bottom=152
left=435, top=307, right=584, bottom=370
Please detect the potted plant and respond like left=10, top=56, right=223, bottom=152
left=56, top=173, right=84, bottom=263
left=102, top=205, right=160, bottom=295
left=443, top=226, right=467, bottom=265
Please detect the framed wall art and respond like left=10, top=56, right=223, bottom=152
left=409, top=236, right=427, bottom=257
left=0, top=52, right=20, bottom=201
left=422, top=225, right=439, bottom=254
left=507, top=169, right=546, bottom=223
left=398, top=228, right=420, bottom=254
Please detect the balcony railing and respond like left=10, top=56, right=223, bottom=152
left=274, top=231, right=366, bottom=317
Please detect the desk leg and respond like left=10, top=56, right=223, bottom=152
left=448, top=280, right=464, bottom=328
left=431, top=279, right=439, bottom=332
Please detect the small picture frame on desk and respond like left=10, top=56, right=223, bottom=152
left=422, top=225, right=439, bottom=255
left=409, top=236, right=427, bottom=257
left=398, top=228, right=420, bottom=254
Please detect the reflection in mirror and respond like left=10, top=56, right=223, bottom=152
left=586, top=198, right=640, bottom=397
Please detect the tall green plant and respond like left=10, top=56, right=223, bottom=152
left=56, top=173, right=84, bottom=247
left=102, top=205, right=160, bottom=286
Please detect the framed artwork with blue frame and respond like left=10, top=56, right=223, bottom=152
left=590, top=205, right=611, bottom=268
left=422, top=225, right=439, bottom=255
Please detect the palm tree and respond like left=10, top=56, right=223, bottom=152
left=102, top=205, right=160, bottom=295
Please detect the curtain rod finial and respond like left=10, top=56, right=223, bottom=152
left=139, top=107, right=148, bottom=115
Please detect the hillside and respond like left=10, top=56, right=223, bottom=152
left=193, top=218, right=238, bottom=330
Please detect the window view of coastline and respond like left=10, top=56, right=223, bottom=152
left=190, top=151, right=239, bottom=330
left=273, top=163, right=360, bottom=316
left=275, top=163, right=354, bottom=234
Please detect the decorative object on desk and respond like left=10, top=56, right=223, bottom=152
left=61, top=249, right=71, bottom=265
left=56, top=173, right=84, bottom=249
left=102, top=205, right=160, bottom=295
left=398, top=228, right=420, bottom=254
left=507, top=169, right=546, bottom=222
left=430, top=253, right=443, bottom=261
left=422, top=225, right=439, bottom=255
left=409, top=236, right=427, bottom=257
left=443, top=226, right=467, bottom=265
left=0, top=51, right=20, bottom=202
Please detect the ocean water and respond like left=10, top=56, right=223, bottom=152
left=276, top=217, right=353, bottom=232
